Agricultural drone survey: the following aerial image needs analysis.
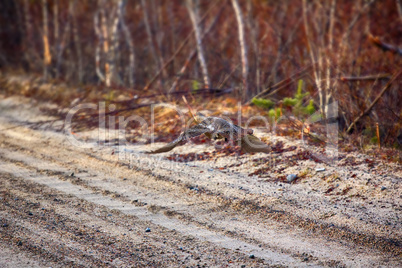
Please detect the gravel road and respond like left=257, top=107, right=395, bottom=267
left=0, top=96, right=401, bottom=267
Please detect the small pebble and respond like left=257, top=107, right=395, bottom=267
left=145, top=227, right=151, bottom=232
left=286, top=174, right=297, bottom=183
left=381, top=186, right=387, bottom=191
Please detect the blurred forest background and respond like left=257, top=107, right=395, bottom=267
left=0, top=0, right=401, bottom=148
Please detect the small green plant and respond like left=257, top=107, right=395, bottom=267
left=283, top=97, right=298, bottom=107
left=252, top=97, right=274, bottom=109
left=252, top=80, right=315, bottom=119
left=309, top=111, right=321, bottom=122
left=105, top=90, right=115, bottom=101
left=362, top=128, right=380, bottom=146
left=295, top=79, right=309, bottom=99
left=268, top=107, right=282, bottom=119
left=370, top=136, right=378, bottom=145
left=283, top=80, right=315, bottom=117
left=192, top=80, right=200, bottom=91
left=305, top=100, right=315, bottom=115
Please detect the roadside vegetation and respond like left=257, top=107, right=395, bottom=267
left=0, top=0, right=400, bottom=157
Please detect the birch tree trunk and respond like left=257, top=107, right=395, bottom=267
left=118, top=0, right=135, bottom=87
left=53, top=0, right=59, bottom=72
left=302, top=0, right=324, bottom=117
left=109, top=0, right=122, bottom=86
left=186, top=0, right=210, bottom=89
left=94, top=10, right=105, bottom=82
left=247, top=0, right=259, bottom=95
left=99, top=0, right=111, bottom=86
left=169, top=7, right=221, bottom=92
left=167, top=2, right=177, bottom=74
left=231, top=0, right=248, bottom=98
left=303, top=0, right=374, bottom=119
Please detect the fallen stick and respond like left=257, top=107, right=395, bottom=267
left=376, top=122, right=381, bottom=149
left=340, top=74, right=391, bottom=81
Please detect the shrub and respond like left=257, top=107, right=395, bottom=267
left=252, top=97, right=274, bottom=109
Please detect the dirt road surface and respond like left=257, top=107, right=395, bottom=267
left=0, top=96, right=401, bottom=267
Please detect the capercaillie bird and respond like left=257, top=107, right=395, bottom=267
left=145, top=116, right=271, bottom=154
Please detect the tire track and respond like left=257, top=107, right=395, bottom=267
left=0, top=168, right=271, bottom=267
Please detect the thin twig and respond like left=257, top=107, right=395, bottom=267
left=368, top=33, right=402, bottom=55
left=245, top=65, right=311, bottom=105
left=346, top=70, right=402, bottom=133
left=340, top=74, right=391, bottom=81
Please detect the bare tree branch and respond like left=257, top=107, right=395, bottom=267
left=368, top=33, right=402, bottom=55
left=246, top=65, right=311, bottom=105
left=346, top=70, right=402, bottom=133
